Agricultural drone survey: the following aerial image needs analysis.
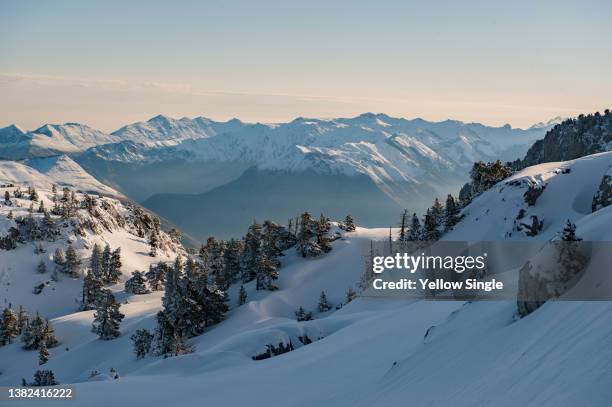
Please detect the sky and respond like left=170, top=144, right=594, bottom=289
left=1, top=0, right=611, bottom=132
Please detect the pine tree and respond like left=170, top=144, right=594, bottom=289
left=32, top=370, right=58, bottom=386
left=130, top=329, right=154, bottom=359
left=7, top=210, right=13, bottom=219
left=444, top=194, right=460, bottom=231
left=37, top=200, right=45, bottom=213
left=318, top=213, right=331, bottom=233
left=255, top=254, right=278, bottom=291
left=64, top=245, right=80, bottom=277
left=345, top=287, right=357, bottom=304
left=30, top=188, right=39, bottom=202
left=318, top=291, right=331, bottom=312
left=145, top=263, right=166, bottom=291
left=4, top=190, right=10, bottom=205
left=154, top=310, right=190, bottom=357
left=53, top=248, right=65, bottom=271
left=398, top=209, right=408, bottom=244
left=37, top=260, right=47, bottom=274
left=89, top=244, right=103, bottom=278
left=241, top=221, right=263, bottom=282
left=343, top=214, right=356, bottom=232
left=17, top=306, right=29, bottom=335
left=81, top=268, right=103, bottom=310
left=125, top=271, right=150, bottom=294
left=316, top=216, right=333, bottom=254
left=294, top=306, right=312, bottom=321
left=107, top=248, right=122, bottom=284
left=223, top=239, right=243, bottom=286
left=262, top=220, right=284, bottom=263
left=38, top=339, right=49, bottom=365
left=296, top=212, right=323, bottom=257
left=422, top=209, right=440, bottom=241
left=149, top=232, right=159, bottom=257
left=238, top=285, right=247, bottom=305
left=0, top=307, right=19, bottom=345
left=92, top=289, right=124, bottom=340
left=21, top=313, right=58, bottom=350
left=101, top=244, right=111, bottom=282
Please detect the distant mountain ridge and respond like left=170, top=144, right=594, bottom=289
left=1, top=113, right=555, bottom=238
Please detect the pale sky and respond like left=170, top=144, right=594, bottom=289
left=1, top=0, right=611, bottom=132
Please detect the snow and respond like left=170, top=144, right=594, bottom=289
left=2, top=149, right=612, bottom=406
left=0, top=157, right=123, bottom=198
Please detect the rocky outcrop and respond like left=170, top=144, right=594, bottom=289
left=522, top=110, right=612, bottom=167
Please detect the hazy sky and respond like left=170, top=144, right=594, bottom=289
left=1, top=0, right=611, bottom=132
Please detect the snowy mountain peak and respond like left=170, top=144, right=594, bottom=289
left=0, top=124, right=26, bottom=143
left=528, top=116, right=565, bottom=131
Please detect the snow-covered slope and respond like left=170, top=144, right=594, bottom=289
left=0, top=124, right=119, bottom=159
left=446, top=151, right=612, bottom=241
left=1, top=219, right=611, bottom=406
left=0, top=157, right=123, bottom=198
left=111, top=115, right=246, bottom=144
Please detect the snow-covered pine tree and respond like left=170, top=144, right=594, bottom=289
left=38, top=339, right=49, bottom=365
left=130, top=329, right=154, bottom=359
left=294, top=306, right=313, bottom=321
left=262, top=220, right=284, bottom=264
left=200, top=285, right=228, bottom=327
left=0, top=307, right=19, bottom=345
left=145, top=263, right=167, bottom=291
left=255, top=254, right=278, bottom=291
left=222, top=238, right=243, bottom=286
left=37, top=260, right=47, bottom=274
left=101, top=244, right=111, bottom=282
left=296, top=212, right=323, bottom=258
left=30, top=187, right=38, bottom=202
left=32, top=370, right=58, bottom=386
left=53, top=248, right=65, bottom=271
left=107, top=248, right=122, bottom=284
left=444, top=194, right=460, bottom=231
left=318, top=291, right=331, bottom=312
left=343, top=214, right=356, bottom=232
left=17, top=305, right=29, bottom=335
left=81, top=267, right=103, bottom=310
left=125, top=271, right=150, bottom=294
left=37, top=200, right=45, bottom=213
left=422, top=209, right=440, bottom=241
left=92, top=289, right=124, bottom=340
left=318, top=213, right=331, bottom=233
left=154, top=310, right=190, bottom=357
left=316, top=216, right=333, bottom=254
left=149, top=232, right=159, bottom=257
left=64, top=245, right=80, bottom=277
left=21, top=313, right=58, bottom=350
left=241, top=221, right=263, bottom=282
left=89, top=244, right=103, bottom=278
left=238, top=285, right=247, bottom=305
left=398, top=209, right=408, bottom=244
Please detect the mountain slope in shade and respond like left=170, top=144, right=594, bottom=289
left=143, top=167, right=407, bottom=240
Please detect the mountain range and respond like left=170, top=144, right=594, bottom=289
left=0, top=113, right=557, bottom=239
